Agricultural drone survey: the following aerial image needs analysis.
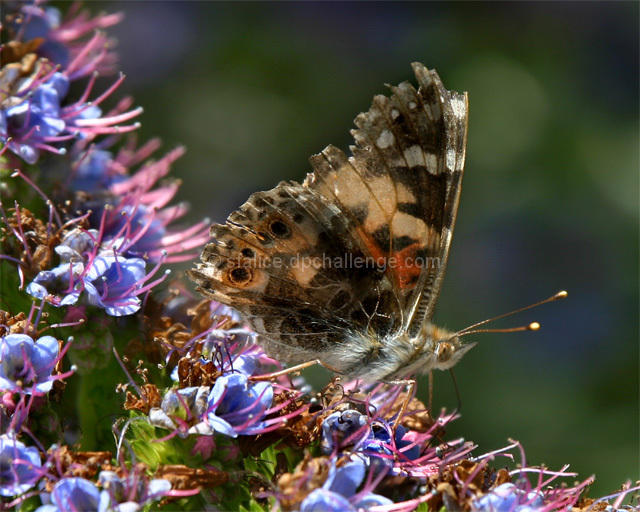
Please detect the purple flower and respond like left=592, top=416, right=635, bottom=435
left=0, top=435, right=42, bottom=497
left=472, top=482, right=544, bottom=512
left=362, top=422, right=420, bottom=465
left=321, top=409, right=369, bottom=454
left=97, top=470, right=171, bottom=509
left=301, top=489, right=353, bottom=512
left=0, top=334, right=59, bottom=394
left=83, top=254, right=146, bottom=316
left=320, top=408, right=422, bottom=482
left=26, top=262, right=84, bottom=306
left=24, top=222, right=167, bottom=316
left=3, top=71, right=66, bottom=164
left=149, top=386, right=211, bottom=437
left=1, top=66, right=141, bottom=164
left=299, top=460, right=392, bottom=512
left=11, top=2, right=123, bottom=79
left=65, top=142, right=210, bottom=263
left=206, top=373, right=273, bottom=437
left=201, top=332, right=261, bottom=375
left=87, top=145, right=209, bottom=263
left=26, top=228, right=94, bottom=306
left=36, top=477, right=102, bottom=512
left=170, top=329, right=260, bottom=383
left=69, top=148, right=119, bottom=192
left=12, top=6, right=70, bottom=67
left=105, top=205, right=169, bottom=260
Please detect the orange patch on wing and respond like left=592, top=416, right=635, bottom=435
left=355, top=227, right=424, bottom=291
left=391, top=243, right=424, bottom=290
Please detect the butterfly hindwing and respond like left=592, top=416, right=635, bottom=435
left=189, top=182, right=402, bottom=361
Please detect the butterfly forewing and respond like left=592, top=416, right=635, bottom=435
left=305, top=64, right=468, bottom=336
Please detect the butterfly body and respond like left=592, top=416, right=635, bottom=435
left=305, top=323, right=474, bottom=382
left=188, top=63, right=471, bottom=382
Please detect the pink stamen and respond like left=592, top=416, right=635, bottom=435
left=134, top=269, right=170, bottom=296
left=11, top=170, right=63, bottom=227
left=65, top=33, right=108, bottom=79
left=74, top=107, right=144, bottom=127
left=11, top=202, right=33, bottom=260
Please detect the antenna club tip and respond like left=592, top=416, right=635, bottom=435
left=529, top=322, right=541, bottom=331
left=555, top=290, right=568, bottom=300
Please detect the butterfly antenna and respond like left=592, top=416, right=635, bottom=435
left=454, top=290, right=567, bottom=337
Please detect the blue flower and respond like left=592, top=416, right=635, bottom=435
left=1, top=65, right=138, bottom=164
left=11, top=2, right=123, bottom=80
left=0, top=334, right=59, bottom=394
left=149, top=386, right=211, bottom=436
left=4, top=72, right=69, bottom=164
left=0, top=435, right=42, bottom=497
left=71, top=149, right=118, bottom=192
left=206, top=373, right=273, bottom=437
left=299, top=460, right=393, bottom=512
left=83, top=255, right=147, bottom=316
left=301, top=489, right=353, bottom=512
left=26, top=228, right=97, bottom=307
left=35, top=471, right=172, bottom=512
left=97, top=471, right=171, bottom=509
left=320, top=409, right=420, bottom=475
left=472, top=482, right=544, bottom=512
left=26, top=262, right=84, bottom=306
left=362, top=422, right=420, bottom=465
left=12, top=6, right=70, bottom=67
left=105, top=205, right=167, bottom=259
left=36, top=477, right=103, bottom=512
left=320, top=409, right=369, bottom=454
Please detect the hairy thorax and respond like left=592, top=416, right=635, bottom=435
left=322, top=322, right=476, bottom=382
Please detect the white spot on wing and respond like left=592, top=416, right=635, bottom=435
left=408, top=101, right=417, bottom=109
left=403, top=145, right=425, bottom=167
left=291, top=262, right=318, bottom=287
left=451, top=96, right=467, bottom=119
left=376, top=129, right=395, bottom=149
left=425, top=152, right=438, bottom=172
left=251, top=317, right=266, bottom=333
left=446, top=148, right=456, bottom=171
left=390, top=108, right=400, bottom=120
left=391, top=211, right=427, bottom=238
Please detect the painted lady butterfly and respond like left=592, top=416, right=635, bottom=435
left=187, top=63, right=473, bottom=383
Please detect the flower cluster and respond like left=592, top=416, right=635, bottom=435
left=36, top=471, right=172, bottom=512
left=147, top=326, right=308, bottom=440
left=2, top=0, right=209, bottom=318
left=2, top=2, right=130, bottom=163
left=0, top=333, right=60, bottom=394
left=1, top=1, right=637, bottom=511
left=0, top=435, right=43, bottom=498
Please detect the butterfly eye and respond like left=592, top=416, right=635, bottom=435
left=228, top=266, right=252, bottom=285
left=241, top=247, right=255, bottom=258
left=269, top=220, right=291, bottom=239
left=436, top=342, right=454, bottom=362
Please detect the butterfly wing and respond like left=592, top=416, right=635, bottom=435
left=305, top=63, right=468, bottom=337
left=187, top=182, right=402, bottom=366
left=188, top=63, right=468, bottom=367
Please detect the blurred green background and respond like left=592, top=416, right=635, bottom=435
left=89, top=0, right=637, bottom=497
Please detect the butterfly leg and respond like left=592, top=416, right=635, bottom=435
left=249, top=359, right=344, bottom=382
left=382, top=378, right=417, bottom=438
left=427, top=370, right=434, bottom=422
